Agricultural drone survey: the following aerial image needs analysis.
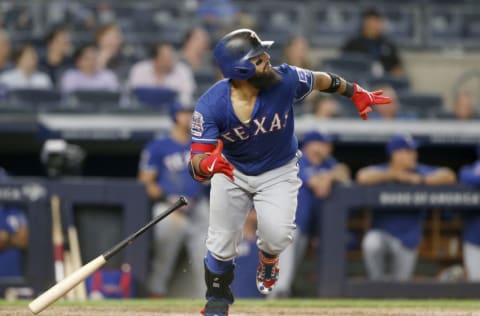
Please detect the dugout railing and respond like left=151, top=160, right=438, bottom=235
left=320, top=184, right=480, bottom=298
left=0, top=178, right=149, bottom=297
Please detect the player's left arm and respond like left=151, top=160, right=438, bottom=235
left=312, top=72, right=392, bottom=120
left=423, top=167, right=457, bottom=185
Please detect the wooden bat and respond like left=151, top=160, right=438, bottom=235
left=67, top=225, right=87, bottom=300
left=28, top=196, right=188, bottom=314
left=50, top=195, right=65, bottom=284
left=62, top=251, right=76, bottom=300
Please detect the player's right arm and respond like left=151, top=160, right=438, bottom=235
left=189, top=101, right=234, bottom=182
left=189, top=140, right=234, bottom=182
left=357, top=166, right=394, bottom=185
left=137, top=145, right=163, bottom=200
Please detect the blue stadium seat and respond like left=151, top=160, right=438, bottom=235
left=320, top=54, right=372, bottom=83
left=69, top=90, right=121, bottom=111
left=307, top=4, right=360, bottom=47
left=8, top=88, right=62, bottom=110
left=194, top=71, right=217, bottom=99
left=398, top=93, right=444, bottom=119
left=368, top=76, right=411, bottom=93
left=132, top=87, right=178, bottom=113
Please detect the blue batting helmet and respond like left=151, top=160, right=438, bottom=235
left=213, top=29, right=274, bottom=80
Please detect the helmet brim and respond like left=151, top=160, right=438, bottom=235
left=245, top=40, right=274, bottom=59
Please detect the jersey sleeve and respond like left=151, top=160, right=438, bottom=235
left=416, top=164, right=440, bottom=176
left=284, top=64, right=315, bottom=102
left=138, top=142, right=161, bottom=172
left=459, top=163, right=480, bottom=186
left=5, top=208, right=27, bottom=233
left=191, top=100, right=219, bottom=144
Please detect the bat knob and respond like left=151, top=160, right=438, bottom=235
left=179, top=196, right=188, bottom=206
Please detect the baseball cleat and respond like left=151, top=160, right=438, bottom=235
left=256, top=251, right=280, bottom=295
left=201, top=298, right=229, bottom=316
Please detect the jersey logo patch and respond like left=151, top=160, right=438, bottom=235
left=191, top=111, right=204, bottom=137
left=296, top=67, right=308, bottom=83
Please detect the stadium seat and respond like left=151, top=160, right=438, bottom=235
left=308, top=4, right=360, bottom=47
left=132, top=87, right=178, bottom=113
left=68, top=90, right=121, bottom=111
left=367, top=76, right=411, bottom=93
left=398, top=93, right=444, bottom=119
left=194, top=70, right=217, bottom=98
left=8, top=88, right=62, bottom=110
left=320, top=54, right=372, bottom=84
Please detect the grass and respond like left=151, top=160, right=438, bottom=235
left=2, top=298, right=480, bottom=309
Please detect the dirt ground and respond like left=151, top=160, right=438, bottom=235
left=2, top=306, right=480, bottom=316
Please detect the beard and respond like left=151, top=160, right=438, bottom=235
left=247, top=68, right=281, bottom=90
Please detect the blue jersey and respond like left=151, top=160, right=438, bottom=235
left=459, top=160, right=480, bottom=245
left=0, top=206, right=27, bottom=277
left=296, top=155, right=337, bottom=235
left=369, top=163, right=439, bottom=249
left=191, top=64, right=314, bottom=175
left=139, top=136, right=205, bottom=199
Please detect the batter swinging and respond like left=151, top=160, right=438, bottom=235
left=188, top=29, right=391, bottom=316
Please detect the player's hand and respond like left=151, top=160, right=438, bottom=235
left=199, top=140, right=234, bottom=181
left=350, top=83, right=392, bottom=120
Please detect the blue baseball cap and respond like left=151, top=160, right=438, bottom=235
left=387, top=134, right=418, bottom=155
left=302, top=131, right=335, bottom=146
left=169, top=102, right=194, bottom=122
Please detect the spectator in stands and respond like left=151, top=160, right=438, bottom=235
left=128, top=42, right=195, bottom=106
left=39, top=26, right=72, bottom=85
left=0, top=45, right=52, bottom=89
left=342, top=8, right=403, bottom=77
left=95, top=23, right=125, bottom=70
left=449, top=92, right=478, bottom=120
left=368, top=85, right=415, bottom=120
left=231, top=210, right=264, bottom=298
left=60, top=45, right=119, bottom=93
left=274, top=131, right=351, bottom=297
left=0, top=30, right=12, bottom=73
left=283, top=35, right=312, bottom=69
left=357, top=134, right=456, bottom=281
left=138, top=103, right=208, bottom=298
left=0, top=167, right=29, bottom=278
left=458, top=144, right=480, bottom=281
left=181, top=26, right=212, bottom=73
left=311, top=94, right=340, bottom=119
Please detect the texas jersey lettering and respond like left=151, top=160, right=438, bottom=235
left=191, top=64, right=314, bottom=175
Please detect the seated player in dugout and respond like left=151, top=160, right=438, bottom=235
left=356, top=134, right=456, bottom=281
left=137, top=103, right=209, bottom=298
left=458, top=144, right=480, bottom=281
left=0, top=167, right=28, bottom=278
left=273, top=131, right=351, bottom=297
left=187, top=28, right=391, bottom=315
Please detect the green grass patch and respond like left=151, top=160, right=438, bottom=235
left=2, top=299, right=480, bottom=309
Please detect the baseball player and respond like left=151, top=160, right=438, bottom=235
left=274, top=131, right=351, bottom=297
left=0, top=168, right=28, bottom=278
left=188, top=29, right=391, bottom=315
left=357, top=134, right=456, bottom=281
left=138, top=103, right=209, bottom=298
left=458, top=144, right=480, bottom=281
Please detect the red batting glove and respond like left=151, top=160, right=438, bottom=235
left=199, top=140, right=234, bottom=181
left=350, top=83, right=392, bottom=120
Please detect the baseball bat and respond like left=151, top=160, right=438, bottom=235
left=67, top=225, right=87, bottom=300
left=28, top=196, right=188, bottom=314
left=50, top=195, right=65, bottom=284
left=62, top=251, right=76, bottom=300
